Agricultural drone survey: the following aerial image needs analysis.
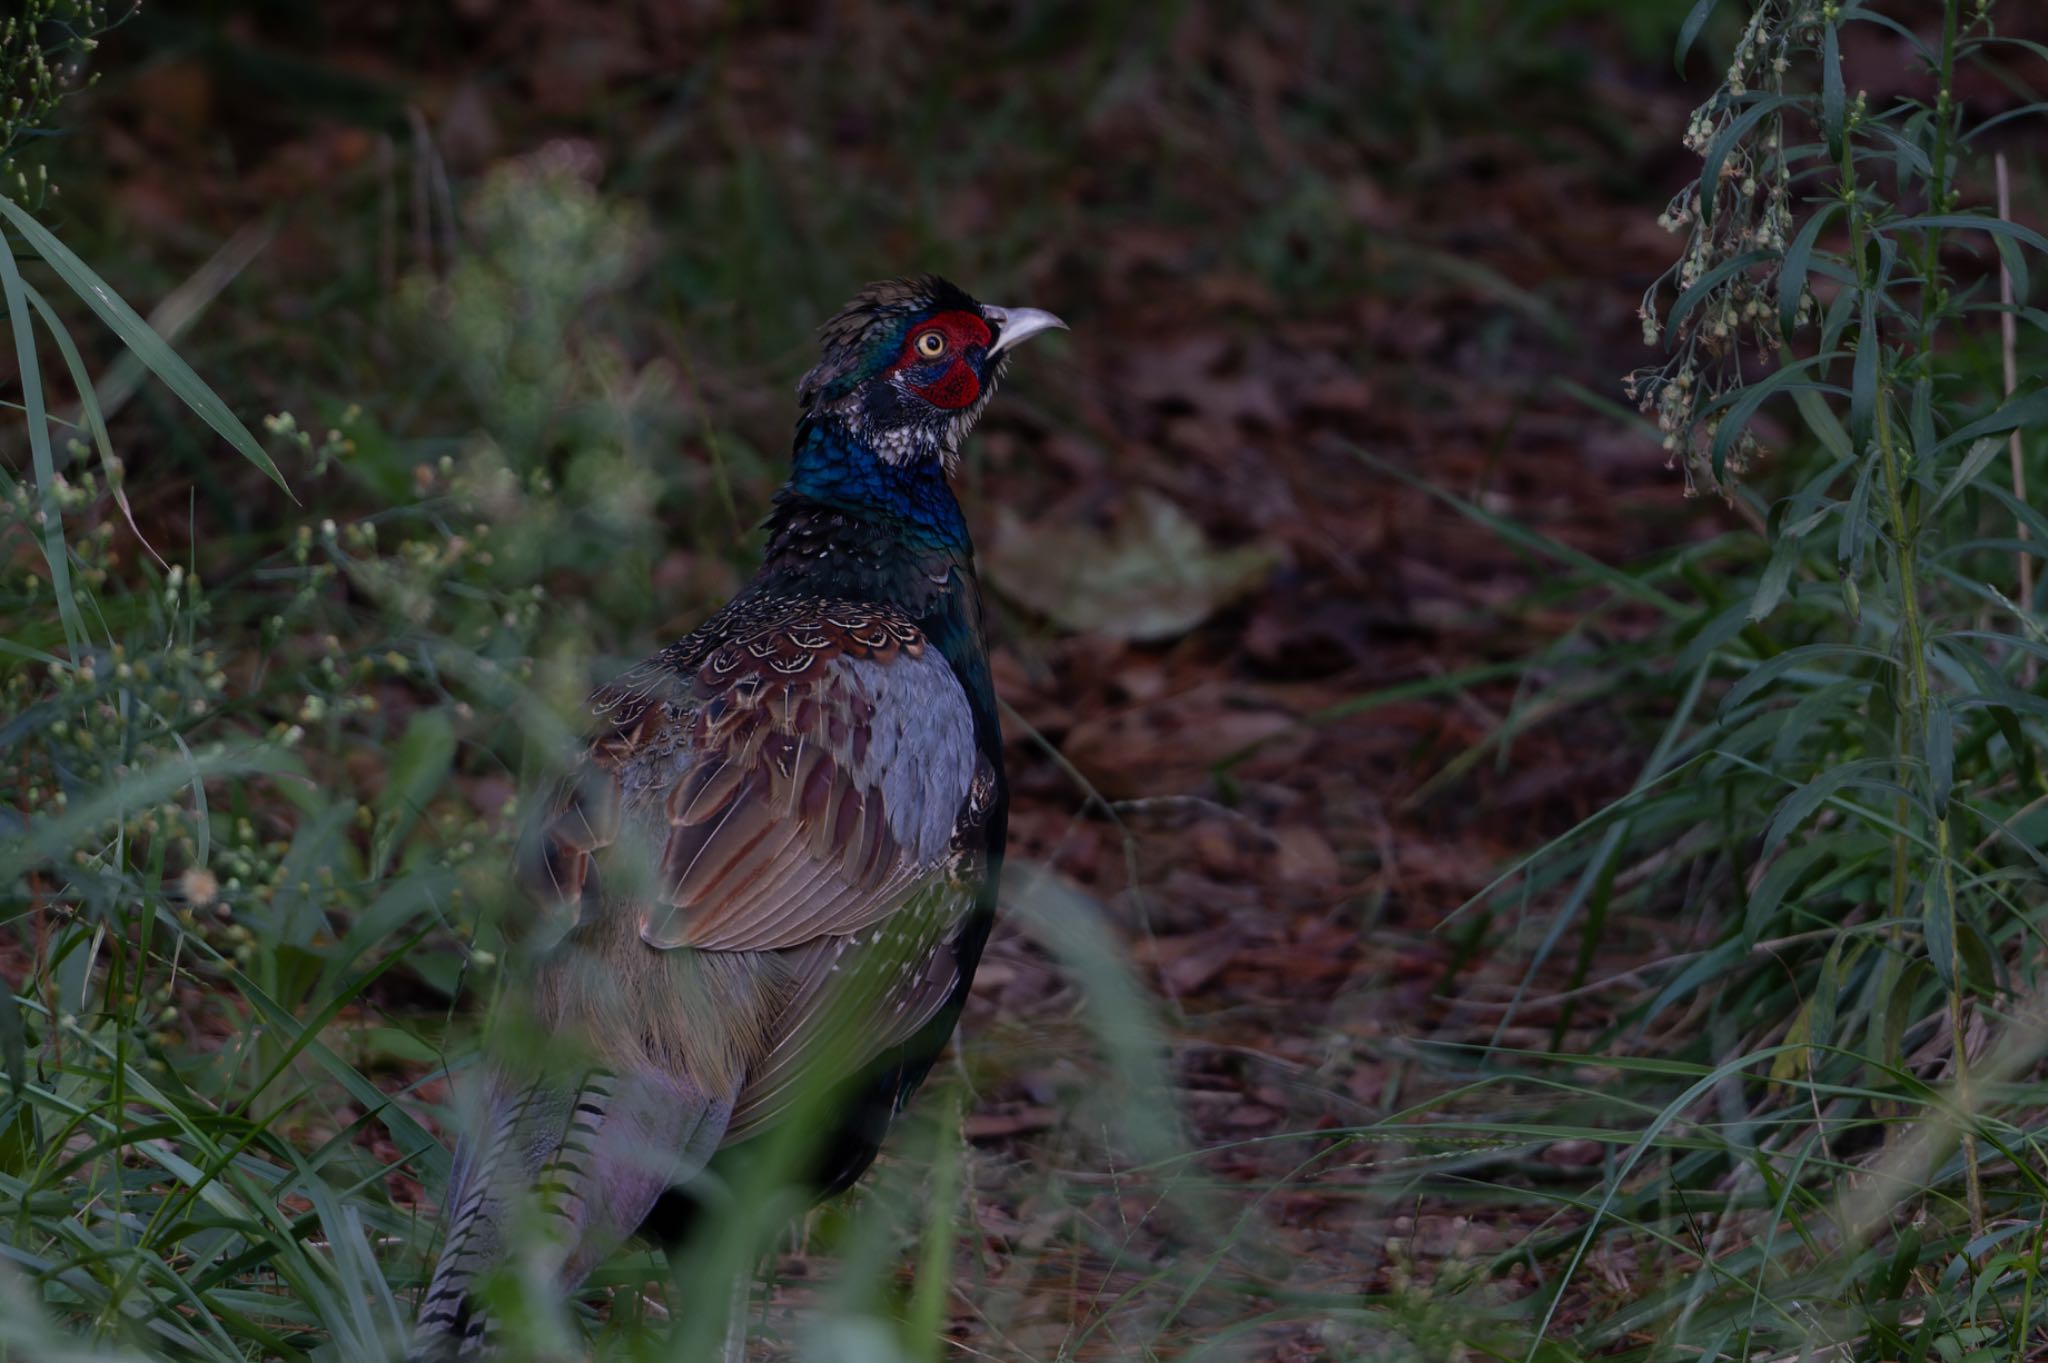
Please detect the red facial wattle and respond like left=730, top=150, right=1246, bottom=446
left=889, top=310, right=993, bottom=411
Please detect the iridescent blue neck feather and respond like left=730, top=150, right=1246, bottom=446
left=783, top=415, right=970, bottom=553
left=757, top=413, right=994, bottom=740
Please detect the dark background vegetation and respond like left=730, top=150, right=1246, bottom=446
left=6, top=1, right=2048, bottom=1359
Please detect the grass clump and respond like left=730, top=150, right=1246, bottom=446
left=1443, top=0, right=2048, bottom=1354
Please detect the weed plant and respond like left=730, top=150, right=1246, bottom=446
left=1491, top=0, right=2048, bottom=1353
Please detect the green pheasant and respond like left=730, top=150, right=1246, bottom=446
left=408, top=277, right=1064, bottom=1358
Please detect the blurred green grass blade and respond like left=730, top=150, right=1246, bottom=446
left=905, top=1089, right=961, bottom=1362
left=1440, top=754, right=1707, bottom=931
left=162, top=726, right=213, bottom=871
left=317, top=865, right=459, bottom=995
left=1388, top=243, right=1572, bottom=343
left=0, top=982, right=23, bottom=1099
left=1496, top=658, right=1712, bottom=1042
left=91, top=220, right=274, bottom=428
left=372, top=710, right=457, bottom=877
left=1216, top=657, right=1527, bottom=774
left=0, top=637, right=63, bottom=666
left=1008, top=863, right=1190, bottom=1173
left=0, top=221, right=84, bottom=654
left=0, top=743, right=293, bottom=885
left=1553, top=374, right=1660, bottom=440
left=224, top=923, right=437, bottom=1125
left=0, top=1268, right=166, bottom=1359
left=0, top=196, right=294, bottom=500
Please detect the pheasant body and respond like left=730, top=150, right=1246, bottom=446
left=409, top=277, right=1061, bottom=1358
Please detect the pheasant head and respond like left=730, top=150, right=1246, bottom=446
left=797, top=275, right=1065, bottom=471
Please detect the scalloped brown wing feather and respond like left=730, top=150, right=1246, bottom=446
left=536, top=599, right=977, bottom=956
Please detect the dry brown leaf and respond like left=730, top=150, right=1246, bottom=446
left=988, top=492, right=1277, bottom=643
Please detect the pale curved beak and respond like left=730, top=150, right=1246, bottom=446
left=983, top=305, right=1068, bottom=356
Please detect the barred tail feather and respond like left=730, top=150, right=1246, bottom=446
left=408, top=1067, right=733, bottom=1360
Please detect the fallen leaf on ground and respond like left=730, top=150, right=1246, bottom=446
left=988, top=492, right=1278, bottom=642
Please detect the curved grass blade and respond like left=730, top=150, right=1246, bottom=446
left=22, top=278, right=167, bottom=568
left=0, top=196, right=293, bottom=500
left=0, top=221, right=83, bottom=653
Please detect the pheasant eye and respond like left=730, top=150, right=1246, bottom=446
left=914, top=330, right=948, bottom=359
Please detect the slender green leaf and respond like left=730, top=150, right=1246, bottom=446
left=1926, top=696, right=1953, bottom=817
left=1749, top=535, right=1799, bottom=622
left=0, top=222, right=82, bottom=653
left=0, top=196, right=293, bottom=498
left=1936, top=387, right=2048, bottom=453
left=1884, top=213, right=2048, bottom=259
left=1667, top=248, right=1776, bottom=342
left=1930, top=436, right=2003, bottom=514
left=1922, top=867, right=1954, bottom=988
left=1821, top=21, right=1845, bottom=156
left=1964, top=99, right=2048, bottom=144
left=0, top=982, right=23, bottom=1100
left=1994, top=229, right=2031, bottom=311
left=1987, top=704, right=2038, bottom=786
left=1837, top=445, right=1875, bottom=570
left=1764, top=758, right=1893, bottom=850
left=22, top=280, right=167, bottom=567
left=1793, top=388, right=1853, bottom=466
left=1699, top=356, right=1843, bottom=484
left=1675, top=0, right=1723, bottom=70
left=1723, top=643, right=1889, bottom=716
left=1743, top=840, right=1833, bottom=943
left=1780, top=204, right=1839, bottom=338
left=1698, top=97, right=1794, bottom=228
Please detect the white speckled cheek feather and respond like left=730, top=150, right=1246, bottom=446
left=863, top=405, right=923, bottom=466
left=940, top=383, right=998, bottom=474
left=839, top=382, right=998, bottom=470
